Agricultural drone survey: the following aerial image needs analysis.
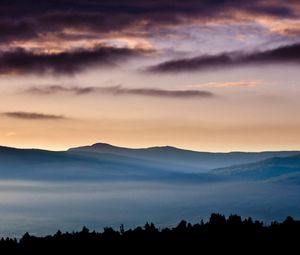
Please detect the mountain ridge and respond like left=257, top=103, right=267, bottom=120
left=68, top=142, right=300, bottom=170
left=0, top=143, right=299, bottom=182
left=211, top=154, right=300, bottom=180
left=1, top=142, right=299, bottom=155
left=69, top=142, right=300, bottom=154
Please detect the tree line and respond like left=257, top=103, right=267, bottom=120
left=1, top=213, right=299, bottom=254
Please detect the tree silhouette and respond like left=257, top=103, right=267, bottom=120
left=0, top=213, right=299, bottom=254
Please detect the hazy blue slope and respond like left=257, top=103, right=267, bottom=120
left=69, top=142, right=300, bottom=171
left=265, top=172, right=300, bottom=185
left=212, top=154, right=300, bottom=180
left=0, top=146, right=221, bottom=182
left=1, top=144, right=299, bottom=182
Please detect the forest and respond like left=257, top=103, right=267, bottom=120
left=0, top=213, right=299, bottom=254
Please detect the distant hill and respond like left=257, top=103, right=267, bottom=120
left=0, top=146, right=219, bottom=182
left=211, top=154, right=300, bottom=181
left=69, top=142, right=300, bottom=171
left=266, top=172, right=300, bottom=185
left=0, top=143, right=299, bottom=182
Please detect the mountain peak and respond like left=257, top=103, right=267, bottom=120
left=80, top=143, right=179, bottom=151
left=68, top=142, right=125, bottom=153
left=146, top=145, right=178, bottom=151
left=91, top=143, right=118, bottom=148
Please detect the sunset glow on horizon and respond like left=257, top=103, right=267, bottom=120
left=1, top=0, right=300, bottom=152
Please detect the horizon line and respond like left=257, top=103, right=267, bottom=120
left=1, top=142, right=300, bottom=154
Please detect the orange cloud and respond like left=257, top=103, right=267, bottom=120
left=189, top=80, right=263, bottom=89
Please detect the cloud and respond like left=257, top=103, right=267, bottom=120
left=261, top=20, right=300, bottom=36
left=148, top=43, right=300, bottom=73
left=0, top=21, right=37, bottom=43
left=195, top=80, right=263, bottom=88
left=0, top=1, right=298, bottom=44
left=24, top=85, right=214, bottom=99
left=211, top=81, right=262, bottom=88
left=0, top=1, right=299, bottom=75
left=0, top=46, right=147, bottom=75
left=3, top=112, right=66, bottom=120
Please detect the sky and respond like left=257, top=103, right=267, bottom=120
left=0, top=0, right=300, bottom=152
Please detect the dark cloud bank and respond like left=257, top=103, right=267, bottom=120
left=149, top=43, right=300, bottom=73
left=3, top=112, right=66, bottom=120
left=0, top=1, right=298, bottom=76
left=1, top=41, right=299, bottom=76
left=0, top=46, right=147, bottom=75
left=0, top=0, right=298, bottom=43
left=26, top=85, right=214, bottom=99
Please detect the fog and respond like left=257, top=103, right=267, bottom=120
left=0, top=180, right=299, bottom=237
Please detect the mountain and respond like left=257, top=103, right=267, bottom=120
left=0, top=143, right=299, bottom=182
left=0, top=146, right=219, bottom=182
left=265, top=172, right=300, bottom=185
left=211, top=154, right=300, bottom=181
left=69, top=142, right=300, bottom=172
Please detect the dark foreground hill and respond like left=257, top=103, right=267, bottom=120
left=0, top=213, right=299, bottom=254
